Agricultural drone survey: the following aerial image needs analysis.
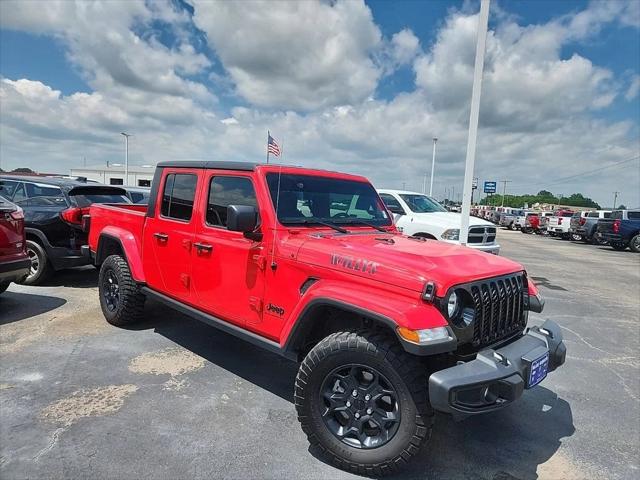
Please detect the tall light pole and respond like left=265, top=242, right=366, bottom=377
left=613, top=191, right=619, bottom=209
left=429, top=137, right=438, bottom=197
left=120, top=132, right=132, bottom=186
left=459, top=0, right=490, bottom=245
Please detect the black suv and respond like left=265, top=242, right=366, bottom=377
left=0, top=176, right=129, bottom=285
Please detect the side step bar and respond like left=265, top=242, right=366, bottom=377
left=140, top=287, right=297, bottom=361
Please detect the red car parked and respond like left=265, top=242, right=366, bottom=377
left=84, top=161, right=566, bottom=475
left=0, top=197, right=30, bottom=294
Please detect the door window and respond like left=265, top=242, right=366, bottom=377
left=379, top=193, right=406, bottom=215
left=12, top=183, right=27, bottom=203
left=161, top=173, right=197, bottom=221
left=206, top=176, right=257, bottom=227
left=628, top=211, right=640, bottom=219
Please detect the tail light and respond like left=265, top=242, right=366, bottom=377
left=9, top=206, right=24, bottom=220
left=60, top=207, right=89, bottom=225
left=613, top=219, right=621, bottom=233
left=579, top=217, right=586, bottom=225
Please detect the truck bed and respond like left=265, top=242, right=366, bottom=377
left=87, top=203, right=147, bottom=255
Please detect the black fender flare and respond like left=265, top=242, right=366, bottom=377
left=282, top=297, right=456, bottom=358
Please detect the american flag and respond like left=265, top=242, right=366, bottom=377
left=267, top=133, right=281, bottom=157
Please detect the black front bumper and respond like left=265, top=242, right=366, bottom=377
left=429, top=320, right=566, bottom=418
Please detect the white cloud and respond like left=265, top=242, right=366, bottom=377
left=0, top=0, right=212, bottom=101
left=0, top=1, right=638, bottom=208
left=190, top=0, right=383, bottom=110
left=625, top=75, right=640, bottom=101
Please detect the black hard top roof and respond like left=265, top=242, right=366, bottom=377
left=156, top=161, right=260, bottom=171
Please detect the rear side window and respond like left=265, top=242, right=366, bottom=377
left=587, top=212, right=599, bottom=218
left=161, top=173, right=197, bottom=221
left=611, top=211, right=623, bottom=219
left=603, top=212, right=612, bottom=218
left=206, top=176, right=257, bottom=227
left=628, top=211, right=640, bottom=219
left=0, top=179, right=18, bottom=199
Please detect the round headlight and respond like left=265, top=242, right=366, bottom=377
left=447, top=291, right=459, bottom=318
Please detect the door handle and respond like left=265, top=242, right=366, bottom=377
left=194, top=242, right=213, bottom=253
left=154, top=232, right=169, bottom=241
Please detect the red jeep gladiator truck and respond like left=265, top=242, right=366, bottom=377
left=84, top=161, right=566, bottom=474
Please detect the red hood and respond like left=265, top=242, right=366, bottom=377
left=295, top=231, right=523, bottom=296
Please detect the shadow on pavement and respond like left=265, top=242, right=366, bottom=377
left=141, top=299, right=298, bottom=403
left=134, top=300, right=575, bottom=480
left=38, top=266, right=98, bottom=288
left=0, top=291, right=67, bottom=325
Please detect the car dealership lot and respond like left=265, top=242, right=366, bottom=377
left=1, top=230, right=638, bottom=480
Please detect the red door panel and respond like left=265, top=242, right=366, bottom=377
left=191, top=172, right=265, bottom=328
left=142, top=169, right=201, bottom=302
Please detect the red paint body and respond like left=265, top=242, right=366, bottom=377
left=88, top=165, right=527, bottom=347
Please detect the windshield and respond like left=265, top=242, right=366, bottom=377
left=266, top=173, right=392, bottom=227
left=399, top=194, right=447, bottom=213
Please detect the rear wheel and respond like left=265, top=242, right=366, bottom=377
left=295, top=330, right=433, bottom=475
left=17, top=240, right=51, bottom=286
left=629, top=234, right=640, bottom=253
left=98, top=255, right=145, bottom=326
left=571, top=233, right=582, bottom=241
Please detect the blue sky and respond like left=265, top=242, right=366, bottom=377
left=0, top=0, right=638, bottom=206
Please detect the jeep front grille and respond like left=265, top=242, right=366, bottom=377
left=467, top=273, right=527, bottom=347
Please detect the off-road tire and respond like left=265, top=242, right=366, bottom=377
left=629, top=234, right=640, bottom=253
left=99, top=255, right=145, bottom=326
left=611, top=242, right=628, bottom=251
left=17, top=240, right=51, bottom=286
left=0, top=282, right=9, bottom=294
left=294, top=330, right=433, bottom=475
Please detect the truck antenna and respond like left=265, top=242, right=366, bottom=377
left=270, top=164, right=283, bottom=270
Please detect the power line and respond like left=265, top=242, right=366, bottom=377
left=512, top=155, right=640, bottom=190
left=499, top=179, right=511, bottom=207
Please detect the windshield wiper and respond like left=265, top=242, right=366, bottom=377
left=298, top=219, right=349, bottom=234
left=339, top=220, right=388, bottom=233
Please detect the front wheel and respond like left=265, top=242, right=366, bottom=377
left=295, top=330, right=433, bottom=475
left=98, top=255, right=146, bottom=326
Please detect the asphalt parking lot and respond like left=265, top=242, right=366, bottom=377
left=1, top=229, right=638, bottom=480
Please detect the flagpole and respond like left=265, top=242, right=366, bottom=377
left=266, top=130, right=270, bottom=164
left=279, top=138, right=284, bottom=163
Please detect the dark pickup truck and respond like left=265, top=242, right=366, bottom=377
left=597, top=210, right=640, bottom=252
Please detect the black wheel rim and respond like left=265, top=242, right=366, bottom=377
left=319, top=364, right=400, bottom=449
left=102, top=269, right=120, bottom=312
left=27, top=247, right=40, bottom=278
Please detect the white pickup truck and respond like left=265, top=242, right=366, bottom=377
left=378, top=189, right=500, bottom=254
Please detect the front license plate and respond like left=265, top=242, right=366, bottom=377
left=528, top=352, right=549, bottom=388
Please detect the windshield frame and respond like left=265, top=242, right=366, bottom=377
left=265, top=172, right=393, bottom=229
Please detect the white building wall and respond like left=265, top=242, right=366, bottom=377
left=70, top=168, right=154, bottom=187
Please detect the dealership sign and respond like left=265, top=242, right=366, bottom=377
left=484, top=181, right=497, bottom=193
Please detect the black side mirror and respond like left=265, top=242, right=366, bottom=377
left=227, top=205, right=262, bottom=241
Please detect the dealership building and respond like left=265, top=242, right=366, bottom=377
left=70, top=164, right=155, bottom=187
